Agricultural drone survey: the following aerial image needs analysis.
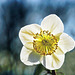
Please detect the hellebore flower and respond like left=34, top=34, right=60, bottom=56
left=19, top=14, right=75, bottom=70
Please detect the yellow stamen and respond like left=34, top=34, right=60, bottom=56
left=33, top=30, right=58, bottom=55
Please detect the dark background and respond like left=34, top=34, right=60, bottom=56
left=0, top=0, right=75, bottom=75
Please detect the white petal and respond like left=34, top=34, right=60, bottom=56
left=41, top=14, right=64, bottom=35
left=19, top=24, right=42, bottom=45
left=40, top=53, right=65, bottom=70
left=55, top=33, right=62, bottom=41
left=58, top=33, right=75, bottom=53
left=25, top=42, right=33, bottom=50
left=20, top=46, right=41, bottom=65
left=55, top=47, right=64, bottom=55
left=52, top=53, right=65, bottom=69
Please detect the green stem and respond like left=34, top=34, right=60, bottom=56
left=47, top=69, right=51, bottom=74
left=52, top=70, right=56, bottom=75
left=46, top=69, right=56, bottom=75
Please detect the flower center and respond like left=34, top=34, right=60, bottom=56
left=33, top=30, right=58, bottom=55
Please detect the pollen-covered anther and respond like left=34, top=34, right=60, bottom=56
left=33, top=30, right=58, bottom=55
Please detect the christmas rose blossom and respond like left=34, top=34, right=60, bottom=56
left=19, top=14, right=75, bottom=70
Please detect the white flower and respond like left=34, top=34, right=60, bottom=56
left=19, top=14, right=75, bottom=70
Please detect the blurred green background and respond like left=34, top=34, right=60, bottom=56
left=0, top=0, right=75, bottom=75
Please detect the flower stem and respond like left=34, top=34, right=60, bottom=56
left=47, top=69, right=52, bottom=74
left=52, top=70, right=56, bottom=75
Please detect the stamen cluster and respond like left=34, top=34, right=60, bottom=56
left=33, top=30, right=58, bottom=55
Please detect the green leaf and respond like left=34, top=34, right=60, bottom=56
left=33, top=64, right=45, bottom=75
